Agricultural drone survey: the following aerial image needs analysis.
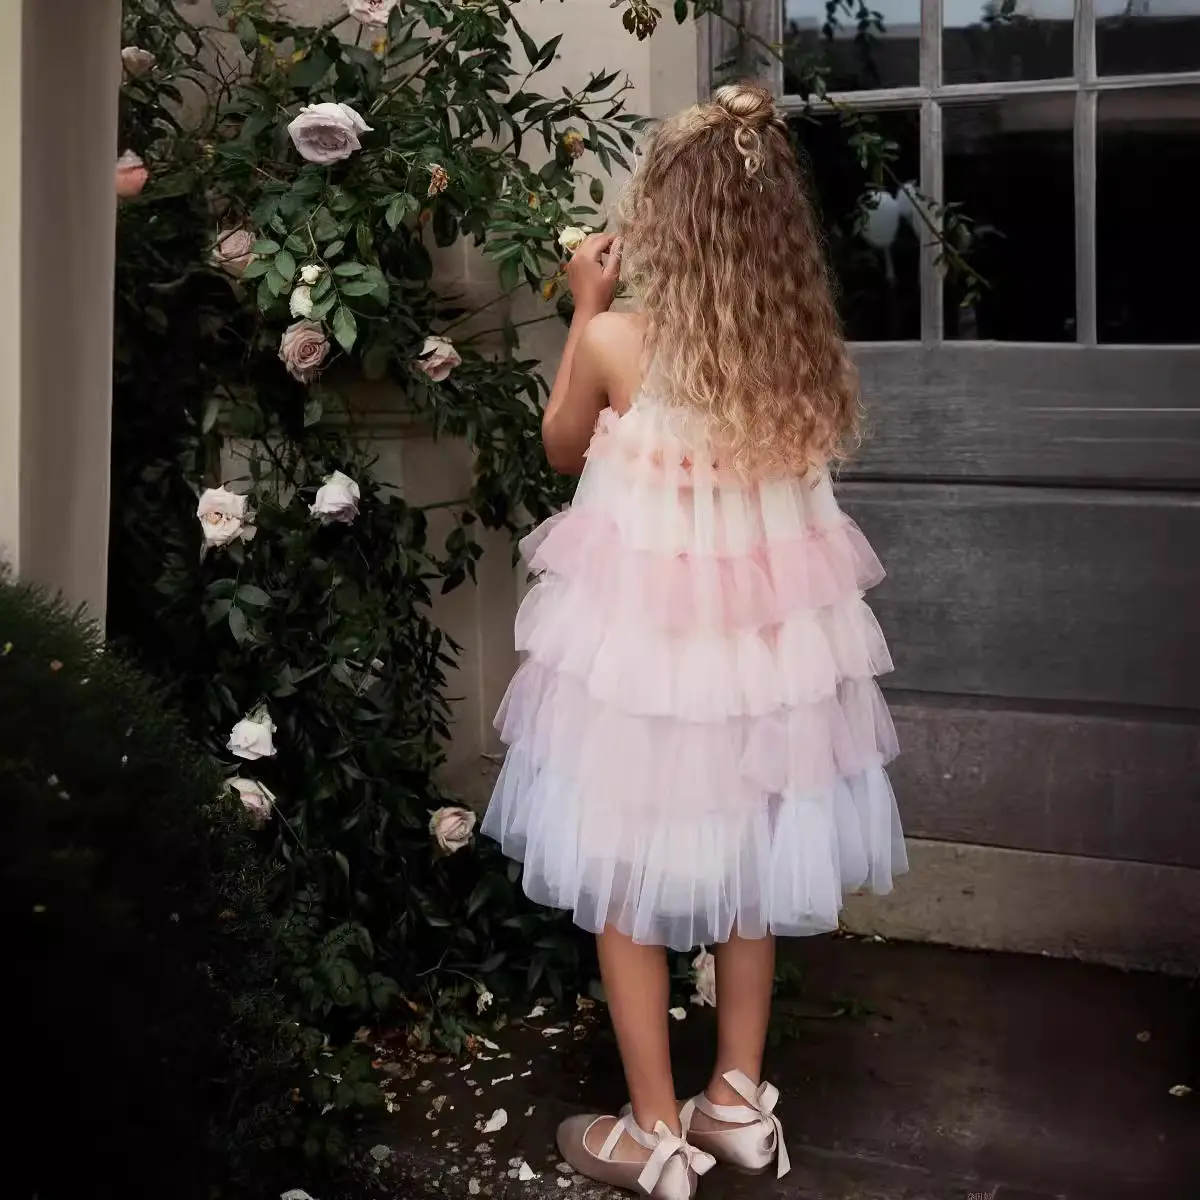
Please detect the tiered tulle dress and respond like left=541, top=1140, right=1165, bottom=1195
left=482, top=392, right=906, bottom=951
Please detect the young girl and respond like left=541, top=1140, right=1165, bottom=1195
left=481, top=83, right=905, bottom=1199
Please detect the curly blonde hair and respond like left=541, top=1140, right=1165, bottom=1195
left=618, top=83, right=859, bottom=474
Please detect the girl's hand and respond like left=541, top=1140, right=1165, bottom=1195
left=567, top=232, right=622, bottom=317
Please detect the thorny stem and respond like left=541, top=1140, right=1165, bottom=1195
left=369, top=33, right=454, bottom=115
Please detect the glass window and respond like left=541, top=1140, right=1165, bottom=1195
left=943, top=0, right=1075, bottom=86
left=1096, top=0, right=1200, bottom=78
left=783, top=0, right=920, bottom=93
left=792, top=110, right=922, bottom=340
left=942, top=97, right=1075, bottom=341
left=1098, top=86, right=1200, bottom=343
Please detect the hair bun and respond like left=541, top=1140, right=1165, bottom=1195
left=711, top=83, right=777, bottom=127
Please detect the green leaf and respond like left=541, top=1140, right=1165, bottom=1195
left=303, top=394, right=323, bottom=426
left=241, top=259, right=271, bottom=280
left=289, top=48, right=333, bottom=89
left=675, top=0, right=689, bottom=20
left=201, top=397, right=221, bottom=434
left=332, top=306, right=358, bottom=352
left=535, top=34, right=563, bottom=70
left=252, top=239, right=281, bottom=254
left=339, top=280, right=376, bottom=297
left=385, top=195, right=407, bottom=232
left=589, top=177, right=604, bottom=204
left=274, top=249, right=297, bottom=282
left=512, top=16, right=540, bottom=66
left=235, top=15, right=257, bottom=52
left=228, top=604, right=249, bottom=645
left=323, top=239, right=345, bottom=258
left=237, top=584, right=271, bottom=607
left=333, top=262, right=366, bottom=277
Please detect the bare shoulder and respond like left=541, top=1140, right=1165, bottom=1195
left=578, top=311, right=646, bottom=410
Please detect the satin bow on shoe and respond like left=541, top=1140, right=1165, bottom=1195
left=721, top=1071, right=791, bottom=1178
left=634, top=1122, right=716, bottom=1194
left=680, top=1068, right=792, bottom=1179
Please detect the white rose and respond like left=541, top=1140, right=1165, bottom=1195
left=121, top=46, right=157, bottom=77
left=414, top=336, right=462, bottom=383
left=230, top=777, right=275, bottom=825
left=279, top=320, right=330, bottom=382
left=287, top=102, right=372, bottom=165
left=212, top=227, right=256, bottom=278
left=345, top=0, right=399, bottom=26
left=289, top=284, right=314, bottom=319
left=228, top=709, right=277, bottom=761
left=310, top=470, right=360, bottom=524
left=197, top=485, right=256, bottom=549
left=690, top=947, right=717, bottom=1008
left=557, top=225, right=591, bottom=254
left=429, top=805, right=476, bottom=854
left=300, top=263, right=323, bottom=285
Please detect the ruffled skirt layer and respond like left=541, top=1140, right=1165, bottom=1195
left=482, top=401, right=906, bottom=950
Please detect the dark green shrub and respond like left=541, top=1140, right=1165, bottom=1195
left=1, top=572, right=291, bottom=1199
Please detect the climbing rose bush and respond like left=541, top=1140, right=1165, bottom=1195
left=110, top=0, right=641, bottom=1106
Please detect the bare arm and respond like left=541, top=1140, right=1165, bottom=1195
left=542, top=233, right=621, bottom=475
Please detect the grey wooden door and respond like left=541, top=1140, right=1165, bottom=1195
left=705, top=2, right=1200, bottom=883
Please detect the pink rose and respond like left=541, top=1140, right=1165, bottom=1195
left=279, top=320, right=331, bottom=383
left=429, top=806, right=476, bottom=854
left=287, top=102, right=372, bottom=165
left=121, top=46, right=156, bottom=77
left=415, top=336, right=462, bottom=383
left=211, top=228, right=256, bottom=278
left=115, top=151, right=148, bottom=199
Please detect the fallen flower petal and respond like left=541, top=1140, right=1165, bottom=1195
left=669, top=1007, right=687, bottom=1021
left=1169, top=1084, right=1192, bottom=1097
left=482, top=1108, right=507, bottom=1133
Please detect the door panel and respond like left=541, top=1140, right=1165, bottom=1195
left=847, top=345, right=1200, bottom=485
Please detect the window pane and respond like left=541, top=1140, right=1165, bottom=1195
left=942, top=98, right=1075, bottom=341
left=783, top=0, right=919, bottom=93
left=1097, top=0, right=1200, bottom=77
left=1098, top=87, right=1200, bottom=343
left=942, top=0, right=1074, bottom=85
left=791, top=109, right=921, bottom=341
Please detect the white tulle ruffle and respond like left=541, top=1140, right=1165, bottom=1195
left=482, top=398, right=906, bottom=949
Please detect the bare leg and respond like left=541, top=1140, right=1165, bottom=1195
left=586, top=926, right=680, bottom=1157
left=702, top=932, right=775, bottom=1116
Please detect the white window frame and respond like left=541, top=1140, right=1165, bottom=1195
left=703, top=0, right=1200, bottom=346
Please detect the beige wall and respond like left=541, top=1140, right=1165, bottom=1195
left=2, top=0, right=122, bottom=618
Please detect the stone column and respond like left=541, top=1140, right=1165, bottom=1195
left=0, top=0, right=123, bottom=620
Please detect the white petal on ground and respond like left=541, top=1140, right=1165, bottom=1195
left=518, top=1161, right=536, bottom=1181
left=482, top=1108, right=508, bottom=1133
left=669, top=1007, right=687, bottom=1021
left=1169, top=1084, right=1193, bottom=1097
left=468, top=1182, right=481, bottom=1196
left=557, top=1179, right=572, bottom=1189
left=281, top=1192, right=317, bottom=1200
left=481, top=1038, right=500, bottom=1051
left=527, top=1004, right=547, bottom=1018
